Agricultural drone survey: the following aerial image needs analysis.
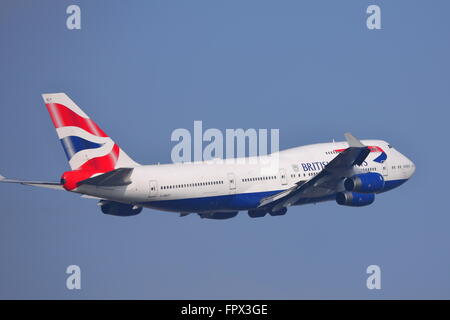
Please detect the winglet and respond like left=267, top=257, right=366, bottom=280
left=344, top=132, right=365, bottom=148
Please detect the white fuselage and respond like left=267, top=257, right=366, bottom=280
left=75, top=139, right=415, bottom=214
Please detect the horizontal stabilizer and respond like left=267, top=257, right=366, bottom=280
left=0, top=173, right=63, bottom=190
left=77, top=168, right=134, bottom=187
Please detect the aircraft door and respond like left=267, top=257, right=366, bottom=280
left=279, top=168, right=288, bottom=185
left=382, top=164, right=388, bottom=177
left=149, top=180, right=159, bottom=198
left=227, top=173, right=236, bottom=193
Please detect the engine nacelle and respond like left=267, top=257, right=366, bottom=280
left=336, top=191, right=375, bottom=207
left=248, top=209, right=267, bottom=218
left=100, top=201, right=142, bottom=216
left=344, top=172, right=385, bottom=193
left=248, top=207, right=287, bottom=218
left=269, top=207, right=287, bottom=216
left=198, top=212, right=238, bottom=220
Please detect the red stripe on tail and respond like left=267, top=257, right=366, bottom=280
left=46, top=103, right=108, bottom=137
left=78, top=144, right=120, bottom=171
left=62, top=144, right=121, bottom=190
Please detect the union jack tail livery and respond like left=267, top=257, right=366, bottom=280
left=42, top=93, right=139, bottom=172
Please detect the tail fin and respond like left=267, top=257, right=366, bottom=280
left=42, top=93, right=139, bottom=171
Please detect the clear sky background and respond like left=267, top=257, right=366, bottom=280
left=0, top=0, right=449, bottom=299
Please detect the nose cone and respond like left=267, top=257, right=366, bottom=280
left=409, top=160, right=416, bottom=178
left=404, top=155, right=416, bottom=179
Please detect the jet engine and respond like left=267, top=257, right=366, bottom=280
left=269, top=207, right=288, bottom=216
left=336, top=191, right=375, bottom=207
left=344, top=172, right=385, bottom=193
left=248, top=207, right=287, bottom=218
left=99, top=201, right=142, bottom=216
left=198, top=212, right=239, bottom=219
left=248, top=209, right=267, bottom=218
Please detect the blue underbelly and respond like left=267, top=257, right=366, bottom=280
left=142, top=179, right=408, bottom=213
left=144, top=190, right=282, bottom=212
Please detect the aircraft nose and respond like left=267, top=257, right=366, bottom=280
left=409, top=160, right=416, bottom=177
left=405, top=156, right=416, bottom=179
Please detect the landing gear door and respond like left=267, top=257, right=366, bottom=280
left=149, top=180, right=159, bottom=198
left=227, top=173, right=236, bottom=193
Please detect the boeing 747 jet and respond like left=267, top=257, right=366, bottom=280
left=0, top=93, right=415, bottom=219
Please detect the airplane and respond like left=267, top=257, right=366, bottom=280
left=0, top=93, right=415, bottom=219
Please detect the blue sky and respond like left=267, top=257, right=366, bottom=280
left=0, top=0, right=449, bottom=299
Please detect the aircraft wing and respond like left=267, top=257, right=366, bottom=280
left=258, top=133, right=371, bottom=211
left=0, top=174, right=64, bottom=190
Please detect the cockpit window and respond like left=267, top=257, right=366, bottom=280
left=388, top=144, right=393, bottom=148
